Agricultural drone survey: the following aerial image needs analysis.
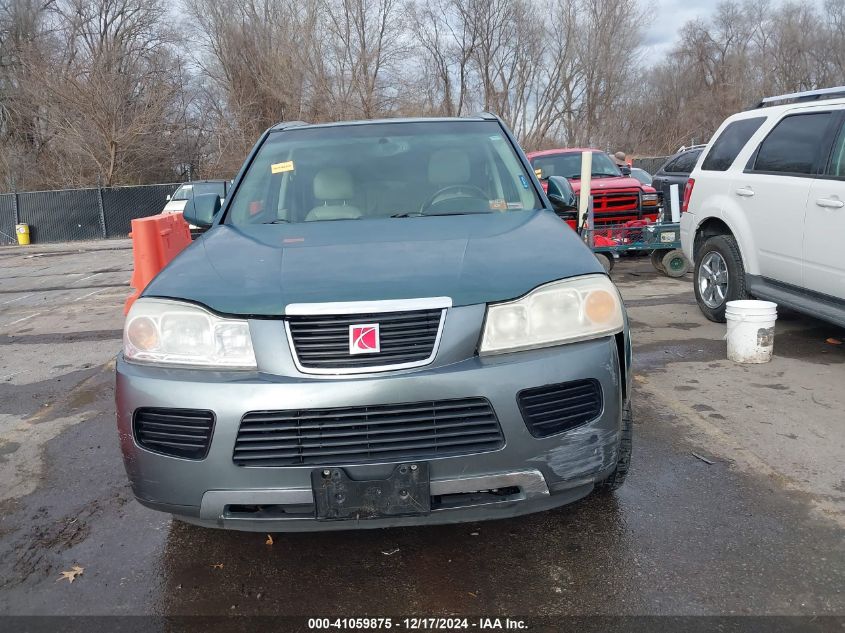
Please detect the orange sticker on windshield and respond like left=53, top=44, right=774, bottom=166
left=489, top=199, right=507, bottom=211
left=534, top=168, right=543, bottom=178
left=271, top=161, right=294, bottom=174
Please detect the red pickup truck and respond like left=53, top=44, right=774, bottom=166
left=526, top=148, right=659, bottom=226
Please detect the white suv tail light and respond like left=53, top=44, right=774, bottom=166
left=682, top=178, right=695, bottom=213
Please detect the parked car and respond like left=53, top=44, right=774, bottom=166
left=629, top=167, right=653, bottom=186
left=651, top=146, right=705, bottom=215
left=162, top=180, right=230, bottom=216
left=681, top=87, right=845, bottom=327
left=526, top=148, right=659, bottom=226
left=116, top=114, right=634, bottom=531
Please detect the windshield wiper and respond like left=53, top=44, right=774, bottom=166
left=391, top=210, right=495, bottom=218
left=427, top=210, right=496, bottom=216
left=261, top=219, right=290, bottom=224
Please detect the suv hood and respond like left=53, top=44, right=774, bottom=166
left=569, top=176, right=651, bottom=193
left=142, top=211, right=603, bottom=316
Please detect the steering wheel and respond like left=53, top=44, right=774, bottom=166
left=420, top=184, right=489, bottom=213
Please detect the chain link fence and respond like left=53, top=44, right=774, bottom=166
left=0, top=194, right=16, bottom=245
left=0, top=165, right=676, bottom=246
left=0, top=182, right=182, bottom=245
left=632, top=156, right=671, bottom=175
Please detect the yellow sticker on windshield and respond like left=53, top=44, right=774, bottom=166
left=534, top=168, right=543, bottom=178
left=271, top=161, right=294, bottom=174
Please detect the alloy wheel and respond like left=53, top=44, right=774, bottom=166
left=698, top=251, right=729, bottom=308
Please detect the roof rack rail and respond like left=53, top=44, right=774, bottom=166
left=270, top=120, right=310, bottom=131
left=675, top=143, right=707, bottom=153
left=755, top=86, right=845, bottom=108
left=467, top=111, right=498, bottom=120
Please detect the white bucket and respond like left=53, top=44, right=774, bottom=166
left=725, top=300, right=778, bottom=364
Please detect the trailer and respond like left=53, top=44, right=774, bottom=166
left=582, top=221, right=690, bottom=276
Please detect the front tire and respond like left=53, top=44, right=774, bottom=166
left=694, top=234, right=748, bottom=322
left=596, top=400, right=632, bottom=492
left=595, top=252, right=614, bottom=273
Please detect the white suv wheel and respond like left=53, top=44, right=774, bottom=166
left=698, top=251, right=729, bottom=309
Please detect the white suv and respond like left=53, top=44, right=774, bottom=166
left=681, top=87, right=845, bottom=328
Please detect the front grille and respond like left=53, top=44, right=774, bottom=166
left=287, top=309, right=444, bottom=372
left=591, top=190, right=642, bottom=225
left=233, top=398, right=504, bottom=466
left=134, top=408, right=215, bottom=459
left=518, top=380, right=603, bottom=438
left=593, top=190, right=640, bottom=213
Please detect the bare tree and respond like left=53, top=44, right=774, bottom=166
left=319, top=0, right=406, bottom=118
left=2, top=0, right=845, bottom=191
left=0, top=0, right=55, bottom=189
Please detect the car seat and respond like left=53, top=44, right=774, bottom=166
left=306, top=168, right=363, bottom=221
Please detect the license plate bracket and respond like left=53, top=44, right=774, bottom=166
left=311, top=463, right=431, bottom=520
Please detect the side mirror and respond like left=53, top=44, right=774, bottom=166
left=546, top=176, right=578, bottom=214
left=620, top=165, right=632, bottom=176
left=182, top=193, right=221, bottom=228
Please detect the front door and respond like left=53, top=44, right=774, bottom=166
left=803, top=112, right=845, bottom=299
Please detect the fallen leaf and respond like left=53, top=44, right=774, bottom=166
left=381, top=548, right=399, bottom=556
left=57, top=565, right=84, bottom=583
left=211, top=563, right=224, bottom=570
left=265, top=534, right=273, bottom=546
left=826, top=338, right=842, bottom=345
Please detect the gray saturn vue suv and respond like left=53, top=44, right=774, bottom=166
left=116, top=114, right=633, bottom=531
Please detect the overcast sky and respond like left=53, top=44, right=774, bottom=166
left=639, top=0, right=716, bottom=61
left=640, top=0, right=827, bottom=62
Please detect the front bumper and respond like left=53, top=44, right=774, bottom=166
left=116, top=324, right=627, bottom=531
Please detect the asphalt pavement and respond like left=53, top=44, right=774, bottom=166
left=0, top=242, right=842, bottom=624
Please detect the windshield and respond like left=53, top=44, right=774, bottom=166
left=531, top=151, right=622, bottom=180
left=172, top=182, right=226, bottom=201
left=224, top=121, right=542, bottom=225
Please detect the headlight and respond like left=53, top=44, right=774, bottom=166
left=124, top=299, right=256, bottom=368
left=641, top=193, right=659, bottom=206
left=479, top=275, right=624, bottom=355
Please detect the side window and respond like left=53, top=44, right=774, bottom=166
left=751, top=112, right=833, bottom=175
left=660, top=155, right=684, bottom=173
left=672, top=150, right=701, bottom=174
left=701, top=117, right=766, bottom=171
left=824, top=118, right=845, bottom=179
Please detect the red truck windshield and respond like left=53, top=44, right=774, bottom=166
left=532, top=151, right=621, bottom=180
